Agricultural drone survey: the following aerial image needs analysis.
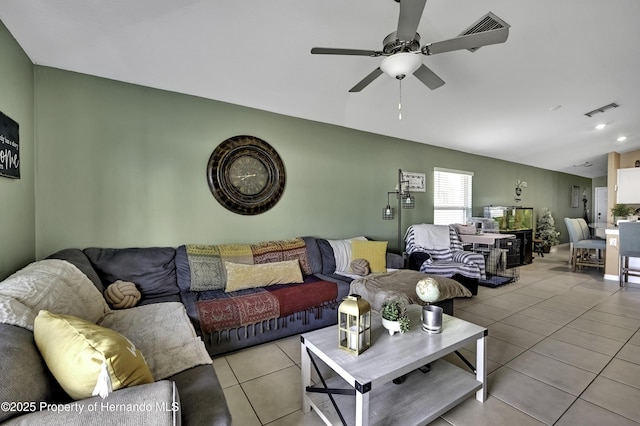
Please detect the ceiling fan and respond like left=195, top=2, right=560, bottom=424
left=311, top=0, right=511, bottom=93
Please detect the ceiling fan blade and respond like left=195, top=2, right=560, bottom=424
left=397, top=0, right=428, bottom=42
left=311, top=47, right=381, bottom=57
left=423, top=12, right=510, bottom=55
left=349, top=68, right=384, bottom=92
left=424, top=27, right=509, bottom=55
left=413, top=64, right=445, bottom=90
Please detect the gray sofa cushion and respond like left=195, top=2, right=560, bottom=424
left=84, top=247, right=180, bottom=303
left=316, top=238, right=337, bottom=274
left=301, top=236, right=323, bottom=275
left=3, top=381, right=179, bottom=426
left=46, top=248, right=104, bottom=292
left=174, top=245, right=200, bottom=329
left=174, top=245, right=191, bottom=293
left=0, top=324, right=66, bottom=422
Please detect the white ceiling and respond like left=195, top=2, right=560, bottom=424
left=2, top=0, right=639, bottom=178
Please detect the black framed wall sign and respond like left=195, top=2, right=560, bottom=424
left=0, top=111, right=20, bottom=179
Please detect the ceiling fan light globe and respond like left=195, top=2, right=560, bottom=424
left=380, top=53, right=421, bottom=79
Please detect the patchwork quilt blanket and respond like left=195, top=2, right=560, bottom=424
left=185, top=238, right=311, bottom=291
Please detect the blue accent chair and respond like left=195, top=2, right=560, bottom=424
left=618, top=222, right=640, bottom=286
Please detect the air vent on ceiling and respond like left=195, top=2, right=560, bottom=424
left=584, top=102, right=619, bottom=117
left=460, top=12, right=510, bottom=52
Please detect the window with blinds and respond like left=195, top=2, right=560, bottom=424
left=433, top=168, right=474, bottom=225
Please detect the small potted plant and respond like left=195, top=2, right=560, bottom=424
left=380, top=299, right=410, bottom=335
left=611, top=204, right=634, bottom=224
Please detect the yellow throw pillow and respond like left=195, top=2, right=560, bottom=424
left=351, top=240, right=388, bottom=273
left=224, top=259, right=303, bottom=292
left=34, top=310, right=153, bottom=400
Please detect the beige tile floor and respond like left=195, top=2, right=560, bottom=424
left=213, top=244, right=640, bottom=425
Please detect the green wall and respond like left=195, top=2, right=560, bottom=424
left=0, top=22, right=35, bottom=279
left=33, top=66, right=591, bottom=258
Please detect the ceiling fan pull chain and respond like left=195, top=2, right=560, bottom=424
left=398, top=79, right=402, bottom=121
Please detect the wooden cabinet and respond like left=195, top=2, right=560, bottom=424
left=617, top=168, right=640, bottom=204
left=500, top=229, right=533, bottom=265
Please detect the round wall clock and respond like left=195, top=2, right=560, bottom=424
left=206, top=135, right=286, bottom=215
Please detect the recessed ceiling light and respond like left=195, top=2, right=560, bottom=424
left=595, top=123, right=606, bottom=130
left=617, top=136, right=627, bottom=142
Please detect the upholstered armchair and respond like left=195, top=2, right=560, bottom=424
left=405, top=224, right=485, bottom=295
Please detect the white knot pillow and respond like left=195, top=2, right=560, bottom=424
left=104, top=280, right=141, bottom=309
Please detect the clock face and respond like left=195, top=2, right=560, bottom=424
left=229, top=156, right=268, bottom=196
left=207, top=136, right=286, bottom=215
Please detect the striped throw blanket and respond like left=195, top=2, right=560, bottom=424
left=405, top=224, right=486, bottom=280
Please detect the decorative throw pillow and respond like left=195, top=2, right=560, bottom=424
left=224, top=259, right=304, bottom=292
left=326, top=236, right=367, bottom=272
left=34, top=310, right=153, bottom=400
left=351, top=240, right=388, bottom=273
left=104, top=280, right=141, bottom=309
left=350, top=258, right=370, bottom=276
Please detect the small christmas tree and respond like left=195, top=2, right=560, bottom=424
left=536, top=208, right=560, bottom=249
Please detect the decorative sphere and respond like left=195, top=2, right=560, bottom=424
left=416, top=277, right=440, bottom=303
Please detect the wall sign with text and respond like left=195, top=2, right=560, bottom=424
left=401, top=171, right=426, bottom=192
left=0, top=111, right=20, bottom=179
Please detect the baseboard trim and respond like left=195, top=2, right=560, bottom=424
left=604, top=274, right=640, bottom=284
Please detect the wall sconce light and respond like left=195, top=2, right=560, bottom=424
left=381, top=169, right=415, bottom=253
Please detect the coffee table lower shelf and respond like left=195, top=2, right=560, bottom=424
left=307, top=359, right=481, bottom=426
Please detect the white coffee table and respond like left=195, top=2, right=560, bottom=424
left=301, top=305, right=487, bottom=426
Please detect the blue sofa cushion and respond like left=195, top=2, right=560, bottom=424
left=84, top=247, right=179, bottom=303
left=301, top=236, right=323, bottom=275
left=316, top=238, right=337, bottom=274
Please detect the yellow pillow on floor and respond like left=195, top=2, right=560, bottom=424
left=351, top=240, right=388, bottom=273
left=34, top=310, right=153, bottom=400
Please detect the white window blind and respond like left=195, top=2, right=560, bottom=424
left=433, top=167, right=473, bottom=225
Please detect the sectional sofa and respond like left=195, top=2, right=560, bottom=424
left=0, top=234, right=472, bottom=424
